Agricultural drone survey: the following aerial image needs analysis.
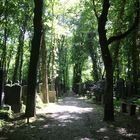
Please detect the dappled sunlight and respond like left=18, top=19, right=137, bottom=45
left=36, top=99, right=93, bottom=129
left=37, top=101, right=93, bottom=115
left=116, top=127, right=139, bottom=138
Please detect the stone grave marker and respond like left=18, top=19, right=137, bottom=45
left=4, top=84, right=22, bottom=113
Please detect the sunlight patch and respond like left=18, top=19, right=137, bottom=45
left=116, top=127, right=138, bottom=137
left=37, top=103, right=93, bottom=114
left=74, top=137, right=94, bottom=140
left=96, top=127, right=108, bottom=132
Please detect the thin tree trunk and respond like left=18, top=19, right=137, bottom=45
left=12, top=29, right=23, bottom=83
left=0, top=69, right=4, bottom=106
left=1, top=0, right=8, bottom=69
left=72, top=62, right=82, bottom=94
left=19, top=15, right=28, bottom=82
left=12, top=26, right=26, bottom=83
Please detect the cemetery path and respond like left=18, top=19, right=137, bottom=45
left=1, top=96, right=140, bottom=140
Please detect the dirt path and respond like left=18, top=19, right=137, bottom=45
left=1, top=96, right=140, bottom=140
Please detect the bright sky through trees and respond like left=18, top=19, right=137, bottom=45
left=53, top=0, right=81, bottom=36
left=60, top=0, right=80, bottom=7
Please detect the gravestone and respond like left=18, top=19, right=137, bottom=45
left=4, top=84, right=22, bottom=113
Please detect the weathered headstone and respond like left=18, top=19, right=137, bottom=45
left=4, top=84, right=22, bottom=113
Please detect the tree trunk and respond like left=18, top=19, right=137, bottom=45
left=72, top=63, right=82, bottom=94
left=25, top=0, right=43, bottom=117
left=0, top=69, right=4, bottom=106
left=13, top=15, right=27, bottom=83
left=41, top=31, right=49, bottom=103
left=51, top=45, right=56, bottom=91
left=98, top=0, right=114, bottom=121
left=1, top=0, right=8, bottom=69
left=12, top=29, right=23, bottom=83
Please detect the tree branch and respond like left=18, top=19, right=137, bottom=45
left=92, top=0, right=99, bottom=20
left=107, top=1, right=139, bottom=45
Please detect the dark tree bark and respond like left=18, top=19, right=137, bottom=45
left=25, top=0, right=43, bottom=118
left=97, top=0, right=114, bottom=121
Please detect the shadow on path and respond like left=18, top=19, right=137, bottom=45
left=0, top=96, right=140, bottom=140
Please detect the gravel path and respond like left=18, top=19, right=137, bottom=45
left=1, top=96, right=140, bottom=140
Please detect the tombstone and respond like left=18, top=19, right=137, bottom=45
left=4, top=84, right=22, bottom=113
left=22, top=85, right=28, bottom=105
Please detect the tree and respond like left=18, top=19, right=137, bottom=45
left=25, top=0, right=43, bottom=118
left=93, top=0, right=139, bottom=121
